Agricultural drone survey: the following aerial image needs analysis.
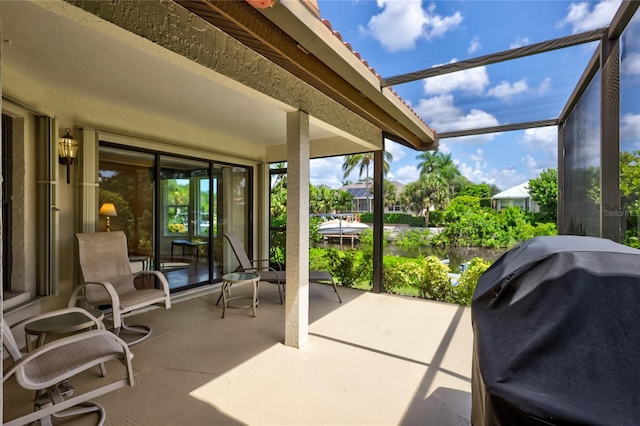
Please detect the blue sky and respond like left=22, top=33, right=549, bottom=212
left=309, top=0, right=625, bottom=191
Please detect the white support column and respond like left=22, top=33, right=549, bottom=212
left=285, top=111, right=310, bottom=348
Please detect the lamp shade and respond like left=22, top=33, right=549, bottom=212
left=99, top=203, right=118, bottom=217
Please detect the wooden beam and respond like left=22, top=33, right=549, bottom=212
left=382, top=29, right=606, bottom=87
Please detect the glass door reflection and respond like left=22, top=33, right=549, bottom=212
left=160, top=156, right=210, bottom=290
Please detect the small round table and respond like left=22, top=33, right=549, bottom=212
left=221, top=272, right=260, bottom=318
left=25, top=309, right=105, bottom=352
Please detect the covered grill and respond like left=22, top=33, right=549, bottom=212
left=471, top=236, right=640, bottom=425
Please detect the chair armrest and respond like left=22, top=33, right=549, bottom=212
left=3, top=329, right=132, bottom=389
left=250, top=258, right=283, bottom=271
left=242, top=265, right=279, bottom=273
left=239, top=265, right=283, bottom=284
left=133, top=270, right=172, bottom=309
left=68, top=282, right=122, bottom=329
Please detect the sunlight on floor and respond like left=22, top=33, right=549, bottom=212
left=191, top=292, right=472, bottom=425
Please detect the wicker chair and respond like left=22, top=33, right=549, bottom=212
left=70, top=231, right=171, bottom=345
left=223, top=231, right=341, bottom=304
left=2, top=308, right=134, bottom=426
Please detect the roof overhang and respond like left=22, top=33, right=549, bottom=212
left=2, top=0, right=385, bottom=161
left=177, top=0, right=437, bottom=151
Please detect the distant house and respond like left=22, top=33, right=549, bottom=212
left=492, top=183, right=539, bottom=212
left=340, top=180, right=407, bottom=213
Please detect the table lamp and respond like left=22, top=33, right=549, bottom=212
left=99, top=203, right=118, bottom=232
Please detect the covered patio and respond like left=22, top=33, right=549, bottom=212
left=3, top=283, right=473, bottom=425
left=3, top=0, right=640, bottom=424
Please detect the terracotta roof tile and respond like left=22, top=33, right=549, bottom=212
left=320, top=17, right=435, bottom=134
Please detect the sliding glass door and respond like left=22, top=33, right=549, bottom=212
left=159, top=156, right=211, bottom=290
left=215, top=164, right=251, bottom=275
left=99, top=144, right=251, bottom=292
left=98, top=147, right=155, bottom=273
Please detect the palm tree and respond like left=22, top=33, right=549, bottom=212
left=334, top=190, right=354, bottom=213
left=342, top=151, right=393, bottom=212
left=400, top=174, right=448, bottom=226
left=416, top=151, right=439, bottom=175
left=309, top=184, right=335, bottom=214
left=383, top=180, right=398, bottom=211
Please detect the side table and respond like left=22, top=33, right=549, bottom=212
left=221, top=272, right=260, bottom=318
left=25, top=308, right=105, bottom=352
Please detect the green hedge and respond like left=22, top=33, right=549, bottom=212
left=310, top=247, right=492, bottom=306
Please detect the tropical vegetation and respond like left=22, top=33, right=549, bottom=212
left=268, top=148, right=636, bottom=305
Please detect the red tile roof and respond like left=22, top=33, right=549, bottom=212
left=320, top=18, right=435, bottom=134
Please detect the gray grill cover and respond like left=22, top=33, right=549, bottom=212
left=471, top=236, right=640, bottom=426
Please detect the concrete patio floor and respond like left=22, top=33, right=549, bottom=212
left=4, top=282, right=473, bottom=425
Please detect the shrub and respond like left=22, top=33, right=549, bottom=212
left=395, top=229, right=431, bottom=248
left=454, top=257, right=491, bottom=305
left=323, top=248, right=371, bottom=287
left=382, top=256, right=422, bottom=294
left=428, top=210, right=445, bottom=227
left=413, top=256, right=453, bottom=300
left=533, top=222, right=558, bottom=236
left=359, top=212, right=373, bottom=223
left=309, top=247, right=332, bottom=271
left=359, top=212, right=427, bottom=227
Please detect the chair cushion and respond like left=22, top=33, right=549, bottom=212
left=85, top=274, right=136, bottom=305
left=119, top=288, right=168, bottom=310
left=20, top=333, right=126, bottom=389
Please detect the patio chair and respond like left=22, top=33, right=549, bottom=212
left=2, top=307, right=134, bottom=426
left=223, top=231, right=341, bottom=304
left=70, top=231, right=171, bottom=345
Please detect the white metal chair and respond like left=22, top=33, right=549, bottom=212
left=70, top=231, right=171, bottom=345
left=223, top=231, right=341, bottom=304
left=2, top=308, right=134, bottom=426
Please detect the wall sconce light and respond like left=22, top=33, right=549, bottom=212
left=99, top=203, right=118, bottom=232
left=58, top=128, right=79, bottom=184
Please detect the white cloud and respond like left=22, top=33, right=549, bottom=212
left=310, top=157, right=345, bottom=188
left=437, top=141, right=451, bottom=154
left=470, top=148, right=484, bottom=162
left=520, top=126, right=557, bottom=150
left=621, top=113, right=640, bottom=144
left=415, top=94, right=500, bottom=136
left=510, top=37, right=530, bottom=49
left=559, top=0, right=622, bottom=34
left=522, top=154, right=543, bottom=176
left=384, top=140, right=406, bottom=162
left=621, top=52, right=640, bottom=75
left=423, top=59, right=490, bottom=95
left=393, top=165, right=421, bottom=184
left=487, top=79, right=529, bottom=99
left=458, top=161, right=526, bottom=189
left=519, top=127, right=558, bottom=171
left=468, top=36, right=481, bottom=54
left=537, top=78, right=551, bottom=93
left=422, top=4, right=464, bottom=41
left=365, top=0, right=463, bottom=52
